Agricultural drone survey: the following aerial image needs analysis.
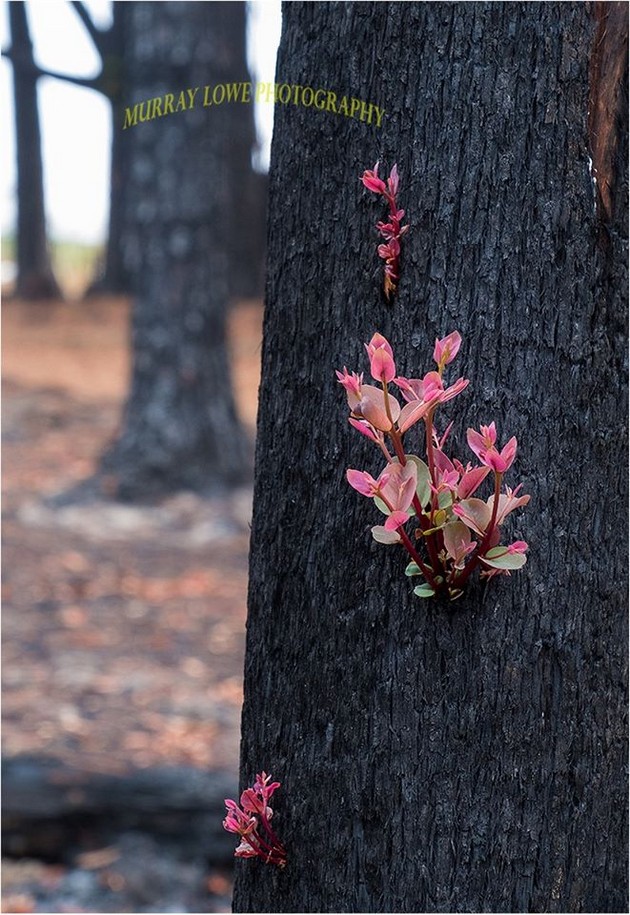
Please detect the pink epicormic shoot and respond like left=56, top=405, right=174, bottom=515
left=223, top=772, right=287, bottom=868
left=361, top=162, right=409, bottom=302
left=337, top=331, right=529, bottom=600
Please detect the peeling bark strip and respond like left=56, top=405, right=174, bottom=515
left=588, top=1, right=629, bottom=221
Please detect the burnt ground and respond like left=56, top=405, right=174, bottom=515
left=2, top=297, right=264, bottom=913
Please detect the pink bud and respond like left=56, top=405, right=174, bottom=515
left=498, top=436, right=518, bottom=472
left=421, top=371, right=444, bottom=403
left=467, top=423, right=497, bottom=463
left=336, top=366, right=363, bottom=409
left=433, top=331, right=462, bottom=368
left=377, top=238, right=400, bottom=260
left=467, top=426, right=516, bottom=474
left=387, top=163, right=400, bottom=197
left=365, top=332, right=393, bottom=358
left=508, top=540, right=528, bottom=553
left=336, top=367, right=363, bottom=397
left=369, top=346, right=396, bottom=383
left=364, top=334, right=396, bottom=384
left=346, top=469, right=381, bottom=497
left=483, top=436, right=518, bottom=473
left=361, top=162, right=387, bottom=194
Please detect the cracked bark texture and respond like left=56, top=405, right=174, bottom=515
left=236, top=3, right=627, bottom=912
left=101, top=2, right=251, bottom=500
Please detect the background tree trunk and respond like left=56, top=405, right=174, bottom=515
left=100, top=1, right=253, bottom=501
left=235, top=3, right=627, bottom=912
left=221, top=3, right=266, bottom=300
left=8, top=1, right=60, bottom=300
left=77, top=1, right=131, bottom=296
left=79, top=0, right=263, bottom=297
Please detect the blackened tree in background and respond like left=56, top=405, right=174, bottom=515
left=7, top=1, right=60, bottom=299
left=100, top=2, right=253, bottom=500
left=69, top=0, right=264, bottom=297
left=3, top=2, right=128, bottom=295
left=68, top=1, right=129, bottom=294
left=235, top=3, right=627, bottom=911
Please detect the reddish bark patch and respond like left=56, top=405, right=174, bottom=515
left=588, top=1, right=629, bottom=221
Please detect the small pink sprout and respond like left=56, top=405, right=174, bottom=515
left=387, top=163, right=400, bottom=196
left=365, top=332, right=396, bottom=383
left=346, top=468, right=388, bottom=498
left=335, top=367, right=363, bottom=406
left=467, top=423, right=518, bottom=473
left=433, top=331, right=462, bottom=372
left=347, top=462, right=416, bottom=530
left=479, top=540, right=529, bottom=577
left=223, top=772, right=286, bottom=868
left=361, top=162, right=387, bottom=194
left=508, top=540, right=528, bottom=553
left=360, top=162, right=408, bottom=301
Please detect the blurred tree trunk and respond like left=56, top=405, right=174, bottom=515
left=221, top=6, right=266, bottom=299
left=74, top=0, right=264, bottom=297
left=235, top=3, right=627, bottom=912
left=72, top=1, right=131, bottom=295
left=100, top=1, right=252, bottom=500
left=8, top=1, right=60, bottom=300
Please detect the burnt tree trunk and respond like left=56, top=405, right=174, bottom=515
left=235, top=3, right=627, bottom=912
left=100, top=2, right=252, bottom=500
left=8, top=1, right=60, bottom=300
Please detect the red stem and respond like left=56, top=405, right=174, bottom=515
left=451, top=471, right=502, bottom=590
left=412, top=496, right=443, bottom=576
left=382, top=384, right=444, bottom=589
left=377, top=483, right=440, bottom=590
left=242, top=826, right=286, bottom=866
left=259, top=812, right=285, bottom=851
left=398, top=527, right=441, bottom=592
left=424, top=411, right=439, bottom=517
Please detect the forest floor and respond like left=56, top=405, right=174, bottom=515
left=1, top=295, right=264, bottom=913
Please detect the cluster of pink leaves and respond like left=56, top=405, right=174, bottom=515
left=337, top=332, right=529, bottom=599
left=223, top=772, right=287, bottom=868
left=361, top=163, right=409, bottom=301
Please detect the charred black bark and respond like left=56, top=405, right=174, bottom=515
left=235, top=3, right=627, bottom=912
left=100, top=1, right=250, bottom=500
left=8, top=2, right=60, bottom=300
